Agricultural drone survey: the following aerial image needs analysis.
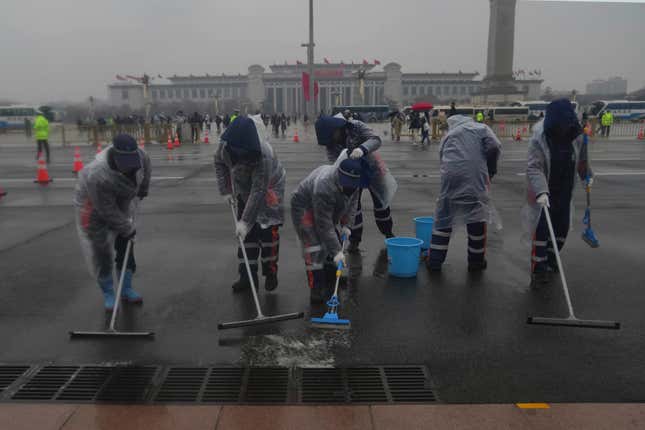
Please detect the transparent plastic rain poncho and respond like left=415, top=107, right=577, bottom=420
left=433, top=115, right=502, bottom=230
left=214, top=114, right=286, bottom=228
left=73, top=148, right=151, bottom=279
left=520, top=120, right=592, bottom=245
left=319, top=117, right=398, bottom=209
left=290, top=160, right=360, bottom=260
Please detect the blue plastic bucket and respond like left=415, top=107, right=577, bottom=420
left=385, top=237, right=424, bottom=278
left=414, top=217, right=434, bottom=250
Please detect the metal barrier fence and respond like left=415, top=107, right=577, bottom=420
left=1, top=119, right=644, bottom=146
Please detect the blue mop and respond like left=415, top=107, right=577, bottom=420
left=582, top=177, right=599, bottom=248
left=311, top=238, right=351, bottom=329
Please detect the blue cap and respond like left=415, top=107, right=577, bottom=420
left=112, top=134, right=142, bottom=170
left=338, top=158, right=363, bottom=188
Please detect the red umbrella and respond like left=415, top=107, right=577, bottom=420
left=411, top=102, right=434, bottom=112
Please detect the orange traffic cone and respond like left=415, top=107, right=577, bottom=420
left=167, top=135, right=174, bottom=151
left=96, top=142, right=102, bottom=154
left=139, top=137, right=145, bottom=149
left=638, top=127, right=644, bottom=140
left=0, top=185, right=6, bottom=200
left=72, top=147, right=84, bottom=174
left=203, top=128, right=210, bottom=144
left=514, top=129, right=522, bottom=142
left=34, top=157, right=53, bottom=185
left=293, top=128, right=300, bottom=143
left=174, top=136, right=180, bottom=148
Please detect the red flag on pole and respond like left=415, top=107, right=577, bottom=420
left=314, top=81, right=319, bottom=99
left=374, top=59, right=381, bottom=65
left=302, top=72, right=311, bottom=101
left=324, top=57, right=330, bottom=64
left=362, top=59, right=368, bottom=65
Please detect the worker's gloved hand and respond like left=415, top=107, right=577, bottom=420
left=536, top=193, right=550, bottom=208
left=350, top=147, right=365, bottom=160
left=333, top=251, right=346, bottom=268
left=341, top=226, right=352, bottom=240
left=223, top=194, right=235, bottom=206
left=235, top=221, right=249, bottom=239
left=125, top=229, right=136, bottom=241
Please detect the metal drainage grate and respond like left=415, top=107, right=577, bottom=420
left=244, top=367, right=289, bottom=403
left=301, top=368, right=346, bottom=403
left=57, top=367, right=113, bottom=402
left=154, top=367, right=207, bottom=402
left=384, top=366, right=436, bottom=402
left=13, top=366, right=78, bottom=400
left=4, top=365, right=436, bottom=404
left=96, top=366, right=157, bottom=402
left=0, top=366, right=30, bottom=393
left=347, top=367, right=388, bottom=403
left=202, top=367, right=243, bottom=403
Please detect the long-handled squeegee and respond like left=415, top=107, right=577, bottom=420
left=527, top=205, right=619, bottom=329
left=70, top=240, right=155, bottom=338
left=218, top=202, right=304, bottom=330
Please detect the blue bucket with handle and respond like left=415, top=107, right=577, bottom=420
left=385, top=237, right=424, bottom=278
left=414, top=216, right=434, bottom=250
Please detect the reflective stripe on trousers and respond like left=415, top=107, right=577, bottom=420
left=428, top=222, right=487, bottom=265
left=351, top=187, right=393, bottom=243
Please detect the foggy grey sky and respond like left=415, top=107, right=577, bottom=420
left=1, top=0, right=643, bottom=104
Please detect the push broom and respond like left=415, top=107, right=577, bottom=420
left=218, top=201, right=304, bottom=330
left=70, top=239, right=155, bottom=338
left=527, top=205, right=619, bottom=330
left=311, top=236, right=351, bottom=329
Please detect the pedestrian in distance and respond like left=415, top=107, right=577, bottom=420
left=214, top=115, right=286, bottom=292
left=215, top=115, right=223, bottom=134
left=291, top=156, right=363, bottom=303
left=33, top=111, right=50, bottom=163
left=315, top=115, right=397, bottom=254
left=426, top=114, right=502, bottom=272
left=74, top=134, right=151, bottom=311
left=601, top=110, right=613, bottom=138
left=24, top=118, right=32, bottom=137
left=190, top=111, right=202, bottom=143
left=523, top=99, right=593, bottom=286
left=420, top=117, right=430, bottom=146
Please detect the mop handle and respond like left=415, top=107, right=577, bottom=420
left=109, top=239, right=132, bottom=331
left=230, top=199, right=264, bottom=318
left=542, top=205, right=576, bottom=318
left=331, top=236, right=348, bottom=299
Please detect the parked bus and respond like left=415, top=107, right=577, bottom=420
left=0, top=105, right=39, bottom=130
left=431, top=105, right=528, bottom=121
left=519, top=101, right=579, bottom=121
left=589, top=100, right=645, bottom=121
left=331, top=105, right=390, bottom=121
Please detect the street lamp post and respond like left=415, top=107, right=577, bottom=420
left=141, top=73, right=151, bottom=143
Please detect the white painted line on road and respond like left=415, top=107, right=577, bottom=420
left=0, top=176, right=185, bottom=183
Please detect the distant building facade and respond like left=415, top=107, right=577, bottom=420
left=586, top=77, right=628, bottom=96
left=108, top=62, right=542, bottom=113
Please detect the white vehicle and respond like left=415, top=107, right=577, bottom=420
left=589, top=100, right=645, bottom=121
left=0, top=105, right=38, bottom=129
left=519, top=101, right=579, bottom=121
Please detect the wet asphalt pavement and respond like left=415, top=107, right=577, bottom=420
left=0, top=126, right=644, bottom=403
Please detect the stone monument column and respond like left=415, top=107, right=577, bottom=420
left=486, top=0, right=517, bottom=83
left=247, top=65, right=266, bottom=111
left=383, top=62, right=402, bottom=109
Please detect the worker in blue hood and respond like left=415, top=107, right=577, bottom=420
left=523, top=99, right=593, bottom=286
left=315, top=115, right=397, bottom=254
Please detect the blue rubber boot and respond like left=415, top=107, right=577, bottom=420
left=120, top=270, right=143, bottom=304
left=98, top=276, right=115, bottom=312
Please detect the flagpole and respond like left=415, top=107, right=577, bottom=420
left=308, top=0, right=314, bottom=118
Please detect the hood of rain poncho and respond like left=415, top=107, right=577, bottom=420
left=434, top=115, right=503, bottom=231
left=220, top=116, right=261, bottom=163
left=315, top=115, right=347, bottom=147
left=520, top=118, right=592, bottom=247
left=74, top=148, right=151, bottom=279
left=544, top=99, right=582, bottom=144
left=333, top=149, right=397, bottom=207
